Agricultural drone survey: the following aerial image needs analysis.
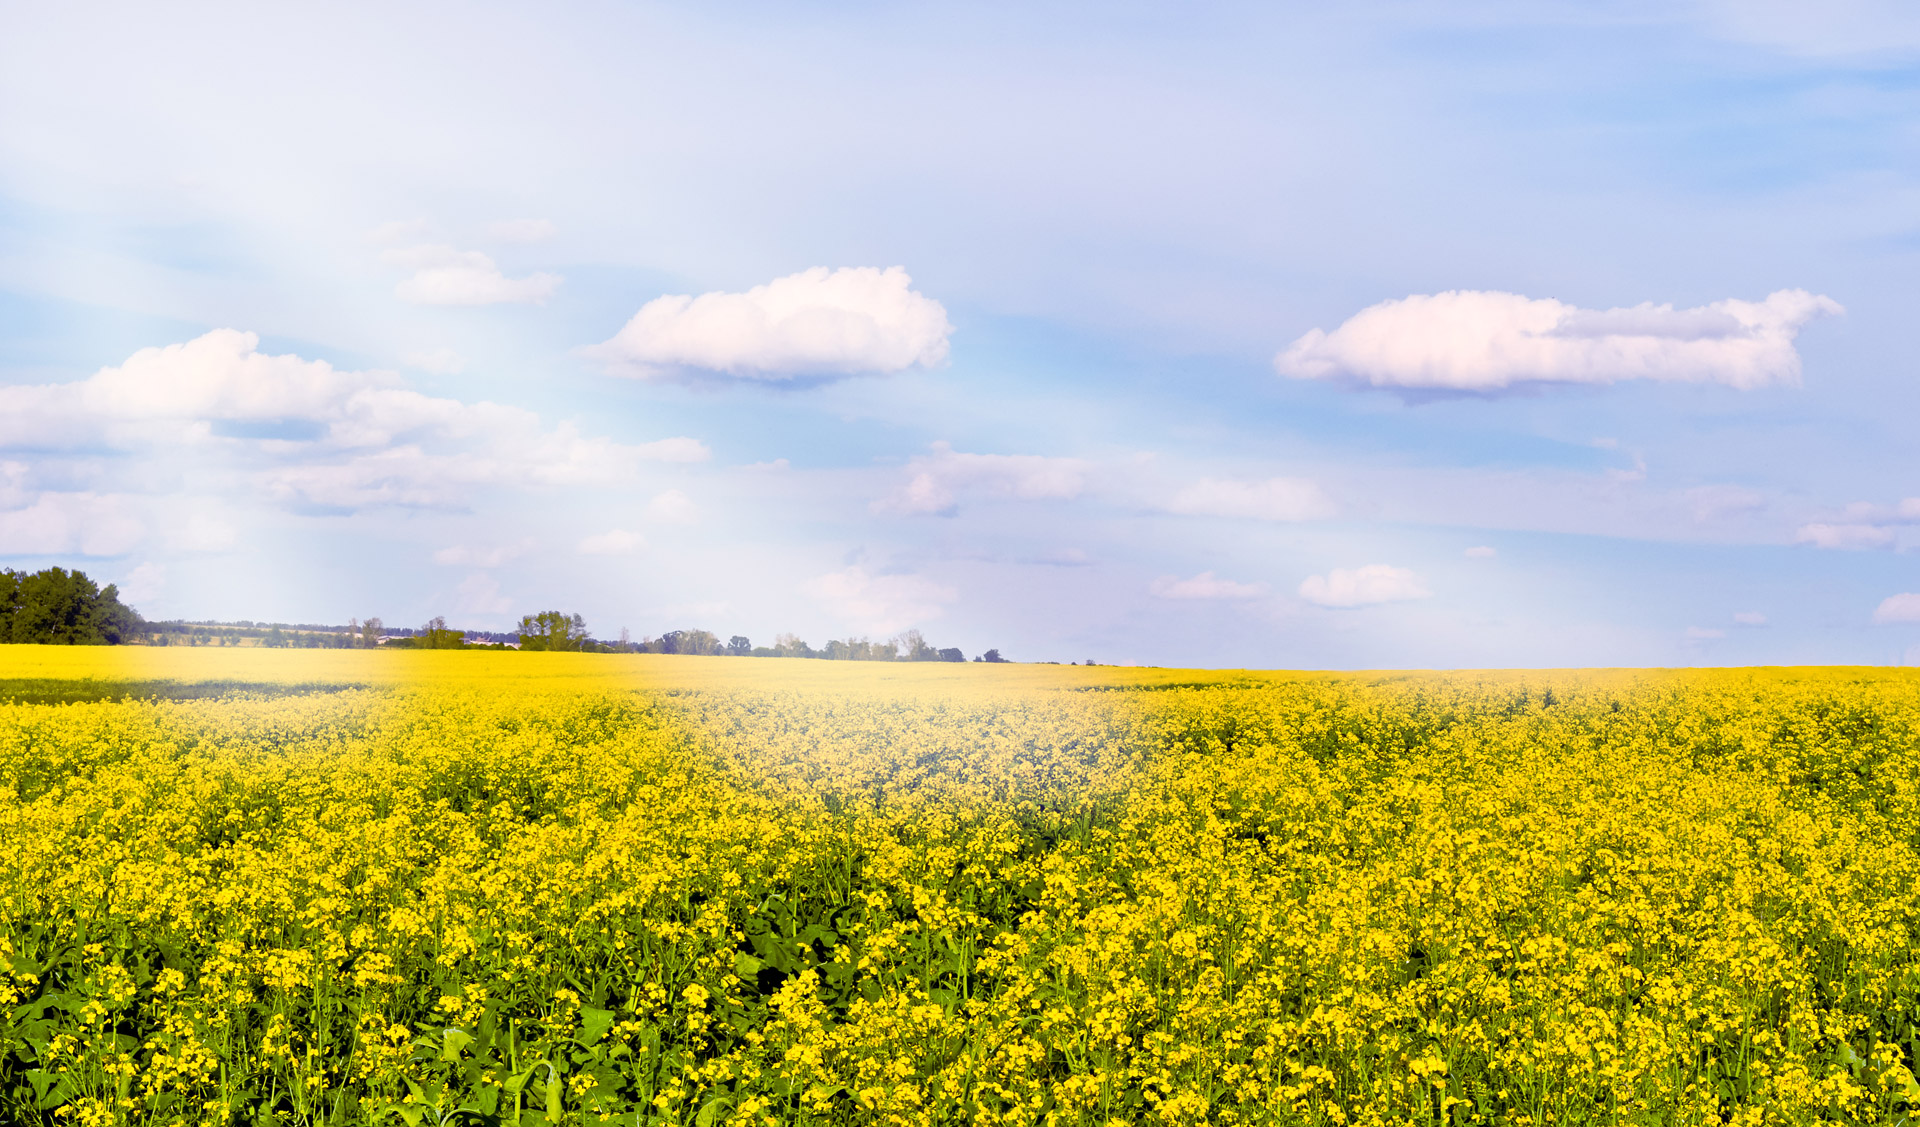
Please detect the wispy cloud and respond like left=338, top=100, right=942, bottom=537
left=874, top=442, right=1087, bottom=516
left=1279, top=289, right=1840, bottom=392
left=1164, top=477, right=1335, bottom=521
left=384, top=244, right=560, bottom=306
left=1150, top=571, right=1267, bottom=600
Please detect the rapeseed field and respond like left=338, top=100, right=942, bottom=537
left=2, top=649, right=1919, bottom=1126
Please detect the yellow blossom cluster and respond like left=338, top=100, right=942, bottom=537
left=1, top=649, right=1918, bottom=1125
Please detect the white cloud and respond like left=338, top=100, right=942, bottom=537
left=0, top=331, right=706, bottom=515
left=434, top=539, right=533, bottom=568
left=874, top=442, right=1087, bottom=516
left=1149, top=571, right=1267, bottom=600
left=402, top=347, right=466, bottom=375
left=647, top=489, right=698, bottom=523
left=1464, top=545, right=1497, bottom=558
left=170, top=513, right=238, bottom=553
left=578, top=529, right=646, bottom=556
left=592, top=266, right=952, bottom=380
left=0, top=461, right=30, bottom=508
left=1733, top=611, right=1768, bottom=627
left=802, top=566, right=957, bottom=635
left=1685, top=626, right=1727, bottom=640
left=1794, top=522, right=1895, bottom=550
left=485, top=218, right=557, bottom=243
left=1277, top=289, right=1841, bottom=392
left=365, top=219, right=429, bottom=246
left=1873, top=593, right=1920, bottom=625
left=1298, top=564, right=1431, bottom=608
left=1165, top=477, right=1335, bottom=522
left=634, top=437, right=713, bottom=463
left=118, top=561, right=165, bottom=605
left=450, top=572, right=512, bottom=616
left=0, top=492, right=143, bottom=555
left=384, top=244, right=561, bottom=306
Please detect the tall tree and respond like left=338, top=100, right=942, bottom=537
left=0, top=567, right=141, bottom=644
left=517, top=611, right=589, bottom=651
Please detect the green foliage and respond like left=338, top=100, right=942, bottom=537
left=517, top=611, right=589, bottom=651
left=0, top=567, right=141, bottom=645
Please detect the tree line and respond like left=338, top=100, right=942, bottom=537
left=0, top=568, right=141, bottom=645
left=0, top=568, right=1023, bottom=662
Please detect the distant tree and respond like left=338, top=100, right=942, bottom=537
left=773, top=632, right=813, bottom=658
left=517, top=611, right=589, bottom=651
left=726, top=635, right=752, bottom=656
left=892, top=629, right=937, bottom=662
left=0, top=567, right=141, bottom=645
left=982, top=648, right=1007, bottom=663
left=358, top=617, right=384, bottom=648
left=937, top=647, right=964, bottom=663
left=658, top=629, right=719, bottom=656
left=419, top=616, right=464, bottom=649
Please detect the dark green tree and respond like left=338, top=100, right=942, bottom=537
left=517, top=611, right=589, bottom=651
left=0, top=567, right=141, bottom=644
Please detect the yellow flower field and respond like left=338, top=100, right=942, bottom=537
left=3, top=649, right=1919, bottom=1125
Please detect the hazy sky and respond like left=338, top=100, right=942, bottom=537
left=3, top=1, right=1919, bottom=667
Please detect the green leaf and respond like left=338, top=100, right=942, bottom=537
left=695, top=1096, right=733, bottom=1127
left=734, top=952, right=765, bottom=978
left=439, top=1027, right=475, bottom=1062
left=578, top=1006, right=616, bottom=1046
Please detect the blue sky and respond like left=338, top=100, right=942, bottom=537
left=2, top=1, right=1918, bottom=667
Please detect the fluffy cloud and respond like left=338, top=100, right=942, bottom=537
left=384, top=245, right=561, bottom=305
left=1298, top=565, right=1431, bottom=608
left=0, top=331, right=707, bottom=516
left=1277, top=289, right=1841, bottom=392
left=802, top=566, right=958, bottom=635
left=1149, top=571, right=1267, bottom=600
left=1165, top=477, right=1335, bottom=521
left=874, top=442, right=1087, bottom=516
left=0, top=492, right=143, bottom=556
left=1874, top=593, right=1920, bottom=625
left=593, top=266, right=952, bottom=380
left=647, top=489, right=699, bottom=523
left=578, top=529, right=646, bottom=556
left=1794, top=522, right=1895, bottom=550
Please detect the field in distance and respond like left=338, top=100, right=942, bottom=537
left=2, top=648, right=1918, bottom=1125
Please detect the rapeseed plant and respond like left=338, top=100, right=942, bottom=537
left=0, top=651, right=1917, bottom=1124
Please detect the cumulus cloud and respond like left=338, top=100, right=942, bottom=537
left=578, top=529, right=645, bottom=556
left=170, top=513, right=238, bottom=553
left=384, top=245, right=561, bottom=306
left=1874, top=593, right=1920, bottom=625
left=1165, top=477, right=1335, bottom=522
left=1277, top=289, right=1841, bottom=392
left=647, top=489, right=698, bottom=523
left=1464, top=545, right=1497, bottom=559
left=485, top=218, right=557, bottom=243
left=1298, top=565, right=1431, bottom=608
left=1733, top=611, right=1768, bottom=627
left=592, top=266, right=952, bottom=380
left=874, top=442, right=1088, bottom=516
left=0, top=492, right=143, bottom=555
left=1795, top=522, right=1895, bottom=550
left=0, top=330, right=707, bottom=515
left=803, top=566, right=957, bottom=635
left=1149, top=571, right=1267, bottom=600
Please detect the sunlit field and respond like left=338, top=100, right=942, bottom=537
left=3, top=650, right=1919, bottom=1125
